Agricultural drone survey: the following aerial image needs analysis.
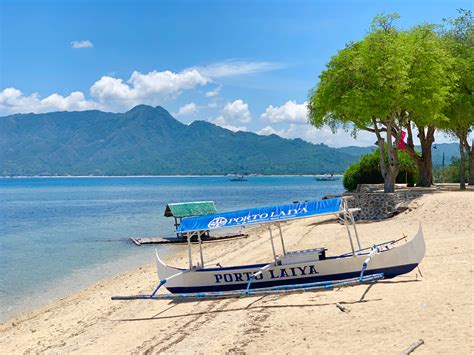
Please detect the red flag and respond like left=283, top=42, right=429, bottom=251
left=397, top=130, right=406, bottom=150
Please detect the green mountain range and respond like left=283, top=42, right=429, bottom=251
left=0, top=105, right=357, bottom=176
left=0, top=105, right=459, bottom=176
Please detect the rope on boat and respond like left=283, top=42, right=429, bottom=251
left=111, top=273, right=384, bottom=301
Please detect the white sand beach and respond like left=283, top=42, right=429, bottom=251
left=1, top=191, right=473, bottom=354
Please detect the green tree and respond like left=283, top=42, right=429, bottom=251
left=402, top=24, right=456, bottom=187
left=308, top=14, right=455, bottom=191
left=308, top=14, right=410, bottom=193
left=441, top=9, right=474, bottom=188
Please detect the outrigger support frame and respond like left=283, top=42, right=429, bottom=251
left=245, top=262, right=274, bottom=293
left=268, top=226, right=277, bottom=263
left=277, top=222, right=286, bottom=256
left=187, top=231, right=193, bottom=269
left=111, top=273, right=384, bottom=301
left=185, top=230, right=206, bottom=270
left=340, top=196, right=362, bottom=256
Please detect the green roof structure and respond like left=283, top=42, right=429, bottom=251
left=164, top=201, right=217, bottom=218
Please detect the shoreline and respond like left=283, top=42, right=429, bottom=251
left=1, top=191, right=473, bottom=353
left=0, top=251, right=157, bottom=323
left=0, top=174, right=343, bottom=179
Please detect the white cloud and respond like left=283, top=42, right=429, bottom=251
left=0, top=59, right=282, bottom=115
left=210, top=99, right=251, bottom=132
left=221, top=100, right=251, bottom=123
left=260, top=100, right=308, bottom=124
left=71, top=40, right=93, bottom=49
left=0, top=87, right=97, bottom=115
left=205, top=86, right=221, bottom=97
left=211, top=116, right=247, bottom=132
left=197, top=60, right=283, bottom=78
left=256, top=123, right=377, bottom=148
left=90, top=69, right=210, bottom=111
left=174, top=102, right=199, bottom=117
left=258, top=125, right=280, bottom=136
left=270, top=124, right=469, bottom=148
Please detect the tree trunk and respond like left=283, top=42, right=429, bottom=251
left=404, top=123, right=434, bottom=187
left=459, top=140, right=466, bottom=190
left=372, top=117, right=395, bottom=193
left=377, top=137, right=394, bottom=193
left=463, top=138, right=473, bottom=186
left=469, top=149, right=474, bottom=186
left=417, top=138, right=433, bottom=186
left=385, top=122, right=400, bottom=193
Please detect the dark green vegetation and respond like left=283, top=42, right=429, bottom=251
left=441, top=10, right=474, bottom=188
left=433, top=156, right=471, bottom=183
left=0, top=105, right=361, bottom=176
left=343, top=149, right=417, bottom=191
left=308, top=10, right=473, bottom=191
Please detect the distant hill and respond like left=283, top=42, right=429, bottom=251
left=0, top=105, right=359, bottom=176
left=430, top=143, right=460, bottom=165
left=336, top=146, right=375, bottom=157
left=337, top=143, right=459, bottom=166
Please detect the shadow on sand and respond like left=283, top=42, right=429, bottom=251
left=112, top=279, right=420, bottom=322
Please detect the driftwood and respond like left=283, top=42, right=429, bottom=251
left=335, top=302, right=350, bottom=313
left=401, top=339, right=424, bottom=354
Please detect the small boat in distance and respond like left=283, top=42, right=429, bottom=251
left=112, top=197, right=425, bottom=300
left=230, top=174, right=247, bottom=181
left=315, top=173, right=338, bottom=181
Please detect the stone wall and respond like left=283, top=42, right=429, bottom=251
left=344, top=188, right=435, bottom=220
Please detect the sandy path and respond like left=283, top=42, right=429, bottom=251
left=1, top=191, right=473, bottom=354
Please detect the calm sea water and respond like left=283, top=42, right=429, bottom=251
left=0, top=176, right=343, bottom=321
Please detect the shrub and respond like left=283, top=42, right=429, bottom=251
left=433, top=156, right=469, bottom=183
left=343, top=149, right=417, bottom=191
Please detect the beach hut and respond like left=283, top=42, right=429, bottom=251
left=164, top=201, right=217, bottom=237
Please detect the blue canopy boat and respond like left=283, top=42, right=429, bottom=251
left=112, top=197, right=425, bottom=300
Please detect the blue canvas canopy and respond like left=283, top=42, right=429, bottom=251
left=177, top=197, right=342, bottom=233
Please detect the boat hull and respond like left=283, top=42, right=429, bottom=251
left=156, top=224, right=425, bottom=294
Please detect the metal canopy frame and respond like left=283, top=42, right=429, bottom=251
left=183, top=196, right=363, bottom=271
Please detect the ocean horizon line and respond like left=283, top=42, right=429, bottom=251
left=0, top=174, right=344, bottom=179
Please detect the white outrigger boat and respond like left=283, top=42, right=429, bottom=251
left=112, top=197, right=425, bottom=300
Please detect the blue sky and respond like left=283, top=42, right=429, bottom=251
left=1, top=0, right=471, bottom=146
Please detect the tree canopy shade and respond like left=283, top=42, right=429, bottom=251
left=440, top=9, right=474, bottom=188
left=308, top=14, right=456, bottom=191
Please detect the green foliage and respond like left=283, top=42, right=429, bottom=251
left=433, top=156, right=470, bottom=183
left=308, top=13, right=455, bottom=133
left=308, top=14, right=414, bottom=131
left=0, top=105, right=359, bottom=176
left=308, top=13, right=458, bottom=191
left=440, top=9, right=474, bottom=137
left=343, top=149, right=417, bottom=191
left=403, top=24, right=456, bottom=126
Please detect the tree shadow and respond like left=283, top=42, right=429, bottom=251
left=112, top=278, right=422, bottom=322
